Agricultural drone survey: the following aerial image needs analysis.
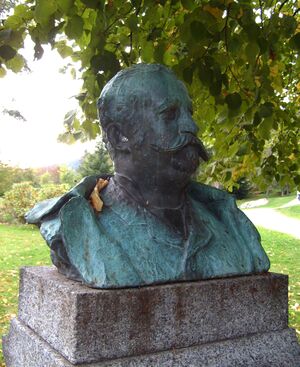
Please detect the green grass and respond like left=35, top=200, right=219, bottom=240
left=258, top=227, right=300, bottom=342
left=262, top=195, right=296, bottom=208
left=0, top=224, right=51, bottom=367
left=238, top=194, right=296, bottom=209
left=277, top=205, right=300, bottom=220
left=0, top=224, right=299, bottom=365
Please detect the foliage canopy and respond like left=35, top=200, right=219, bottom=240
left=1, top=0, right=299, bottom=190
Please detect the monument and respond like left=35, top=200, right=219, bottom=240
left=3, top=64, right=300, bottom=366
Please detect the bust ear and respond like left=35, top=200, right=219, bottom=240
left=106, top=124, right=130, bottom=153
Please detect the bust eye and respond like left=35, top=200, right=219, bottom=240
left=163, top=106, right=178, bottom=121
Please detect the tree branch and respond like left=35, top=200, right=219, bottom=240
left=293, top=8, right=300, bottom=16
left=278, top=0, right=289, bottom=12
left=104, top=5, right=134, bottom=34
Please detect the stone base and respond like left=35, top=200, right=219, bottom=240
left=3, top=266, right=300, bottom=366
left=3, top=318, right=300, bottom=367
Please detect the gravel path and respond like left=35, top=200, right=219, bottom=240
left=243, top=208, right=300, bottom=239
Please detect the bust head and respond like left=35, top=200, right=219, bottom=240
left=97, top=64, right=208, bottom=188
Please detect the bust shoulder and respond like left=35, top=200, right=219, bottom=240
left=187, top=181, right=235, bottom=206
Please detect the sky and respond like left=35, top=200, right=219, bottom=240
left=0, top=38, right=96, bottom=168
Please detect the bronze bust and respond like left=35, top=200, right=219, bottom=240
left=26, top=64, right=270, bottom=288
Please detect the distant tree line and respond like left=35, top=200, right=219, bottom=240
left=0, top=141, right=113, bottom=223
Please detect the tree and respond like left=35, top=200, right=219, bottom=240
left=78, top=141, right=114, bottom=177
left=0, top=0, right=299, bottom=190
left=0, top=161, right=14, bottom=195
left=0, top=161, right=39, bottom=195
left=58, top=164, right=81, bottom=186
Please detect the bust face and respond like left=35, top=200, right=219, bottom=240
left=100, top=65, right=206, bottom=186
left=128, top=68, right=202, bottom=185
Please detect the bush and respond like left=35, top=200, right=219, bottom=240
left=1, top=182, right=39, bottom=223
left=0, top=183, right=70, bottom=224
left=37, top=183, right=70, bottom=201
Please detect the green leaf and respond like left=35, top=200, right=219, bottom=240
left=34, top=42, right=44, bottom=60
left=198, top=64, right=213, bottom=86
left=289, top=33, right=300, bottom=51
left=90, top=51, right=120, bottom=74
left=0, top=45, right=16, bottom=61
left=209, top=79, right=222, bottom=96
left=183, top=67, right=193, bottom=85
left=258, top=116, right=273, bottom=140
left=294, top=176, right=300, bottom=185
left=224, top=171, right=232, bottom=182
left=35, top=0, right=57, bottom=25
left=64, top=110, right=77, bottom=127
left=131, top=0, right=142, bottom=7
left=128, top=14, right=138, bottom=32
left=14, top=4, right=32, bottom=18
left=0, top=67, right=7, bottom=77
left=225, top=93, right=242, bottom=110
left=281, top=15, right=297, bottom=38
left=245, top=42, right=259, bottom=64
left=5, top=54, right=25, bottom=72
left=65, top=15, right=84, bottom=40
left=181, top=0, right=195, bottom=10
left=154, top=42, right=166, bottom=64
left=57, top=132, right=76, bottom=144
left=190, top=21, right=207, bottom=41
left=244, top=23, right=260, bottom=41
left=253, top=112, right=261, bottom=126
left=58, top=0, right=74, bottom=13
left=237, top=142, right=248, bottom=156
left=81, top=120, right=100, bottom=139
left=0, top=29, right=13, bottom=44
left=258, top=102, right=273, bottom=118
left=141, top=42, right=154, bottom=63
left=83, top=0, right=102, bottom=8
left=228, top=34, right=242, bottom=54
left=55, top=41, right=73, bottom=58
left=4, top=15, right=23, bottom=30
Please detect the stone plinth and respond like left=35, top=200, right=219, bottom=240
left=3, top=266, right=300, bottom=366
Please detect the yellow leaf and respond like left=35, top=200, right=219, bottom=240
left=89, top=178, right=109, bottom=212
left=254, top=76, right=261, bottom=87
left=203, top=5, right=223, bottom=19
left=270, top=64, right=278, bottom=77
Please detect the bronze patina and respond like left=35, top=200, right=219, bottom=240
left=26, top=64, right=270, bottom=288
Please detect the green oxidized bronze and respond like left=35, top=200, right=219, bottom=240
left=26, top=64, right=270, bottom=288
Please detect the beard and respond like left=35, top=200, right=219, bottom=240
left=170, top=145, right=200, bottom=174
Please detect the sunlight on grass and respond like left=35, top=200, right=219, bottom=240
left=277, top=205, right=300, bottom=220
left=258, top=227, right=300, bottom=342
left=238, top=194, right=296, bottom=209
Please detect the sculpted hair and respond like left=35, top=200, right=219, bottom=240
left=97, top=64, right=178, bottom=155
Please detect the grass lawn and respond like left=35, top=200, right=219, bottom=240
left=0, top=224, right=299, bottom=365
left=277, top=205, right=300, bottom=220
left=238, top=194, right=296, bottom=209
left=0, top=224, right=51, bottom=367
left=258, top=227, right=300, bottom=341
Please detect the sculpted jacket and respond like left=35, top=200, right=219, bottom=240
left=26, top=176, right=270, bottom=288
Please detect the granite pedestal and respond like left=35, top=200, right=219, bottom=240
left=3, top=266, right=300, bottom=366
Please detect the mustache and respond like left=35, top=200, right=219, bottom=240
left=151, top=133, right=209, bottom=161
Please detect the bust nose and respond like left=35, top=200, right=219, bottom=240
left=179, top=113, right=199, bottom=136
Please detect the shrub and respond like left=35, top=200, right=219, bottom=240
left=0, top=183, right=70, bottom=224
left=1, top=182, right=39, bottom=223
left=37, top=183, right=70, bottom=202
